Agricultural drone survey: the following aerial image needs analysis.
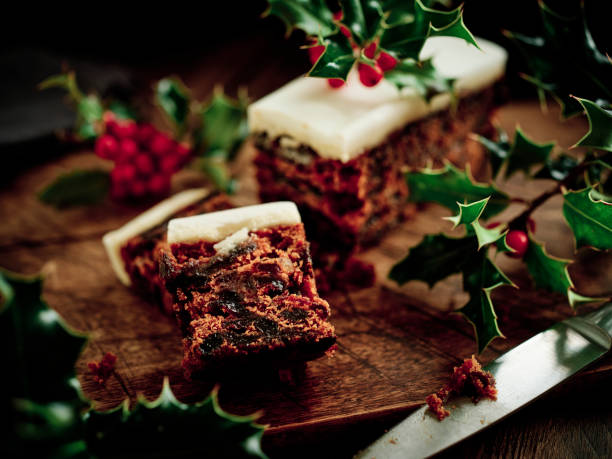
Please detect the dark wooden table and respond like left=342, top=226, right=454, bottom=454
left=2, top=32, right=611, bottom=458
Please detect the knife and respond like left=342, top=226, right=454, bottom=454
left=356, top=302, right=612, bottom=459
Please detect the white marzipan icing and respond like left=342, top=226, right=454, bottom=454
left=167, top=201, right=301, bottom=244
left=102, top=188, right=210, bottom=286
left=248, top=36, right=508, bottom=163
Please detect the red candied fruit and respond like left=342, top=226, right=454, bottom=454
left=134, top=153, right=155, bottom=176
left=109, top=119, right=138, bottom=139
left=377, top=51, right=397, bottom=71
left=358, top=62, right=383, bottom=87
left=111, top=163, right=137, bottom=184
left=148, top=173, right=171, bottom=195
left=95, top=134, right=119, bottom=160
left=149, top=132, right=173, bottom=156
left=118, top=138, right=139, bottom=161
left=136, top=123, right=157, bottom=144
left=130, top=179, right=148, bottom=197
left=159, top=155, right=180, bottom=174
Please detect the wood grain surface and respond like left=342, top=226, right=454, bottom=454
left=2, top=34, right=611, bottom=458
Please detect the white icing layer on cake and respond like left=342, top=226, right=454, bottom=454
left=102, top=188, right=211, bottom=286
left=248, top=36, right=507, bottom=163
left=167, top=201, right=301, bottom=244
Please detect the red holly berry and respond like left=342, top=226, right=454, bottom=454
left=333, top=10, right=343, bottom=21
left=377, top=52, right=397, bottom=71
left=111, top=163, right=137, bottom=184
left=364, top=42, right=377, bottom=59
left=136, top=123, right=156, bottom=145
left=308, top=44, right=325, bottom=64
left=134, top=153, right=155, bottom=176
left=148, top=174, right=171, bottom=196
left=159, top=155, right=180, bottom=174
left=358, top=63, right=383, bottom=87
left=327, top=78, right=345, bottom=89
left=130, top=180, right=147, bottom=197
left=110, top=181, right=128, bottom=200
left=109, top=120, right=138, bottom=139
left=118, top=138, right=139, bottom=161
left=149, top=132, right=173, bottom=156
left=486, top=221, right=501, bottom=229
left=506, top=230, right=529, bottom=258
left=95, top=135, right=119, bottom=160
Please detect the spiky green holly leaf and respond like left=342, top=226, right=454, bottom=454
left=505, top=3, right=612, bottom=118
left=534, top=154, right=579, bottom=181
left=85, top=378, right=267, bottom=458
left=264, top=0, right=335, bottom=37
left=379, top=0, right=478, bottom=61
left=384, top=58, right=454, bottom=100
left=341, top=0, right=384, bottom=45
left=156, top=77, right=191, bottom=136
left=405, top=163, right=510, bottom=218
left=389, top=233, right=477, bottom=287
left=0, top=269, right=88, bottom=458
left=573, top=97, right=612, bottom=152
left=563, top=187, right=612, bottom=250
left=308, top=32, right=356, bottom=80
left=445, top=198, right=505, bottom=249
left=505, top=127, right=555, bottom=178
left=459, top=255, right=512, bottom=353
left=38, top=169, right=110, bottom=208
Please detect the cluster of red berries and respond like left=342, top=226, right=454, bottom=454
left=94, top=113, right=191, bottom=200
left=308, top=10, right=398, bottom=89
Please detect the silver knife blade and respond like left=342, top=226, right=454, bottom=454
left=356, top=302, right=612, bottom=459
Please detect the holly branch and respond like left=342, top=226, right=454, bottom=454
left=266, top=0, right=477, bottom=93
left=38, top=73, right=248, bottom=207
left=390, top=98, right=611, bottom=352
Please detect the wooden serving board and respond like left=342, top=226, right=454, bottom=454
left=1, top=101, right=611, bottom=450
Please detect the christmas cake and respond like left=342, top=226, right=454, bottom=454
left=159, top=202, right=336, bottom=378
left=102, top=188, right=232, bottom=313
left=249, top=37, right=508, bottom=251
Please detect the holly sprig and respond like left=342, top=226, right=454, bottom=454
left=390, top=100, right=611, bottom=352
left=266, top=0, right=477, bottom=93
left=38, top=72, right=248, bottom=207
left=0, top=268, right=267, bottom=458
left=504, top=1, right=612, bottom=118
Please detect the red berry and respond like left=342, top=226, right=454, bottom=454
left=486, top=221, right=501, bottom=229
left=149, top=132, right=173, bottom=156
left=327, top=78, right=345, bottom=89
left=148, top=174, right=171, bottom=195
left=527, top=218, right=536, bottom=234
left=377, top=52, right=397, bottom=71
left=364, top=42, right=377, bottom=59
left=358, top=63, right=383, bottom=87
left=111, top=163, right=137, bottom=184
left=159, top=155, right=181, bottom=174
left=134, top=153, right=155, bottom=176
left=333, top=10, right=343, bottom=21
left=130, top=180, right=147, bottom=197
left=95, top=135, right=119, bottom=160
left=109, top=120, right=138, bottom=139
left=506, top=230, right=529, bottom=258
left=118, top=138, right=139, bottom=161
left=136, top=123, right=156, bottom=145
left=102, top=111, right=116, bottom=124
left=340, top=25, right=351, bottom=38
left=308, top=44, right=325, bottom=64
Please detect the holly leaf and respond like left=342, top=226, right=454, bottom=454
left=446, top=198, right=505, bottom=249
left=85, top=378, right=267, bottom=458
left=474, top=127, right=510, bottom=178
left=389, top=233, right=477, bottom=287
left=264, top=0, right=335, bottom=37
left=505, top=3, right=612, bottom=118
left=156, top=77, right=191, bottom=136
left=384, top=58, right=454, bottom=100
left=505, top=127, right=555, bottom=178
left=459, top=255, right=512, bottom=353
left=308, top=32, right=356, bottom=80
left=534, top=154, right=579, bottom=181
left=573, top=97, right=612, bottom=152
left=38, top=169, right=110, bottom=208
left=379, top=0, right=478, bottom=61
left=341, top=0, right=384, bottom=45
left=563, top=187, right=612, bottom=250
left=405, top=163, right=510, bottom=218
left=0, top=268, right=88, bottom=457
